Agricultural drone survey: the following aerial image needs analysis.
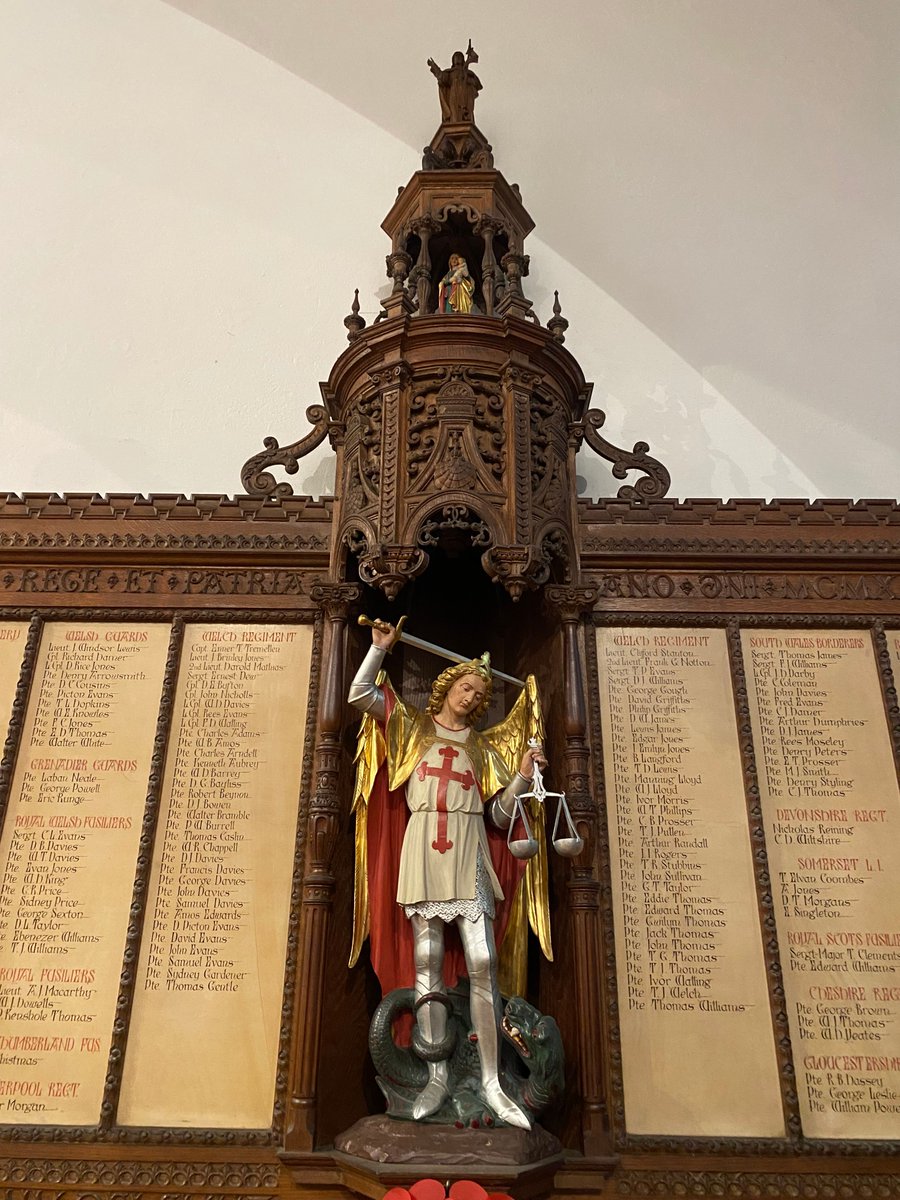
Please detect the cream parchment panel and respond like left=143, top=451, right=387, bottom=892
left=743, top=629, right=900, bottom=1139
left=889, top=630, right=900, bottom=708
left=0, top=623, right=27, bottom=730
left=0, top=622, right=170, bottom=1125
left=118, top=624, right=312, bottom=1128
left=598, top=627, right=784, bottom=1137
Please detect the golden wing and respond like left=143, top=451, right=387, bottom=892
left=482, top=673, right=545, bottom=776
left=347, top=679, right=387, bottom=969
left=484, top=674, right=553, bottom=993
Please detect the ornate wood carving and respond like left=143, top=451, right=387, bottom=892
left=577, top=409, right=671, bottom=501
left=285, top=583, right=360, bottom=1152
left=587, top=569, right=900, bottom=613
left=240, top=407, right=331, bottom=499
left=320, top=323, right=592, bottom=600
left=607, top=1166, right=900, bottom=1196
left=544, top=586, right=608, bottom=1155
left=0, top=1153, right=282, bottom=1192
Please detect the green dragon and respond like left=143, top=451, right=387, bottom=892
left=368, top=983, right=565, bottom=1128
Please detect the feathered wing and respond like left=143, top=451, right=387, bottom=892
left=348, top=675, right=388, bottom=969
left=482, top=674, right=544, bottom=775
left=483, top=674, right=553, bottom=995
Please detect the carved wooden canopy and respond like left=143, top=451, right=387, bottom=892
left=240, top=49, right=669, bottom=601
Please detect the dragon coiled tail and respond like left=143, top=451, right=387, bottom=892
left=368, top=987, right=458, bottom=1089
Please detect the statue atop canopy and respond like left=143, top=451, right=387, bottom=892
left=428, top=41, right=482, bottom=124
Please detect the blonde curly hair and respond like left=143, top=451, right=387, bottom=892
left=426, top=653, right=493, bottom=725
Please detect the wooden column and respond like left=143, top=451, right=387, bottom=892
left=475, top=215, right=499, bottom=317
left=546, top=585, right=611, bottom=1157
left=412, top=216, right=439, bottom=316
left=284, top=582, right=360, bottom=1151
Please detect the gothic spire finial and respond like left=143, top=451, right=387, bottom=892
left=343, top=289, right=366, bottom=342
left=548, top=291, right=569, bottom=344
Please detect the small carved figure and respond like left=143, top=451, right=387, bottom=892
left=427, top=42, right=482, bottom=124
left=438, top=255, right=475, bottom=315
left=349, top=619, right=551, bottom=1129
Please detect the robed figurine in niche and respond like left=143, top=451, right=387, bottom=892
left=438, top=255, right=475, bottom=315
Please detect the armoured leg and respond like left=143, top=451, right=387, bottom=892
left=410, top=914, right=449, bottom=1120
left=456, top=913, right=531, bottom=1129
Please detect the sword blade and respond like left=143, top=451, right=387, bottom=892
left=358, top=615, right=526, bottom=687
left=398, top=630, right=526, bottom=687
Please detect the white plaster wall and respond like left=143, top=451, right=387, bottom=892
left=1, top=1, right=897, bottom=502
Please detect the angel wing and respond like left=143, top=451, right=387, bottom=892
left=482, top=672, right=544, bottom=774
left=347, top=679, right=387, bottom=968
left=483, top=674, right=553, bottom=990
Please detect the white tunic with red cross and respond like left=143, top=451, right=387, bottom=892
left=395, top=721, right=504, bottom=918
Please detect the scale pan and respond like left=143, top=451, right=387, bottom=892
left=508, top=838, right=538, bottom=860
left=552, top=835, right=584, bottom=858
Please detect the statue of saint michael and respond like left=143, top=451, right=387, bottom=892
left=348, top=619, right=552, bottom=1128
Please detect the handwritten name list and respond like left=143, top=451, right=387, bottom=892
left=597, top=628, right=783, bottom=1136
left=0, top=623, right=27, bottom=729
left=743, top=630, right=900, bottom=1139
left=118, top=624, right=312, bottom=1128
left=0, top=623, right=168, bottom=1124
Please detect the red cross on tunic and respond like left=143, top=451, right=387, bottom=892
left=416, top=744, right=475, bottom=854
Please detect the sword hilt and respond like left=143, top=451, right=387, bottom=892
left=358, top=614, right=407, bottom=650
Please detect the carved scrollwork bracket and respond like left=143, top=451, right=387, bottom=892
left=357, top=544, right=429, bottom=601
left=482, top=544, right=550, bottom=602
left=240, top=404, right=332, bottom=498
left=418, top=505, right=491, bottom=548
left=577, top=409, right=671, bottom=501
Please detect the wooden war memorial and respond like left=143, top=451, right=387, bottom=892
left=1, top=47, right=899, bottom=1200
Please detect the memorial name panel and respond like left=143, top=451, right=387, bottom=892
left=743, top=629, right=900, bottom=1139
left=0, top=622, right=170, bottom=1125
left=888, top=630, right=900, bottom=708
left=597, top=627, right=784, bottom=1136
left=0, top=623, right=28, bottom=731
left=118, top=624, right=313, bottom=1128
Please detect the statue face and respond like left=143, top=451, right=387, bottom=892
left=452, top=51, right=465, bottom=67
left=439, top=673, right=487, bottom=726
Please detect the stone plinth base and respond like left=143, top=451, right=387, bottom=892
left=335, top=1113, right=562, bottom=1167
left=328, top=1114, right=564, bottom=1198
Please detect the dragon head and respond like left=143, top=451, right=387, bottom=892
left=500, top=996, right=564, bottom=1112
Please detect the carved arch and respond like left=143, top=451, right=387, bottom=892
left=432, top=202, right=481, bottom=227
left=412, top=495, right=503, bottom=552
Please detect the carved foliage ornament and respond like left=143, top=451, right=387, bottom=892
left=407, top=370, right=505, bottom=493
left=356, top=545, right=428, bottom=602
left=482, top=528, right=571, bottom=601
left=342, top=391, right=383, bottom=519
left=418, top=505, right=491, bottom=548
left=578, top=409, right=671, bottom=501
left=530, top=392, right=568, bottom=515
left=240, top=405, right=331, bottom=498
